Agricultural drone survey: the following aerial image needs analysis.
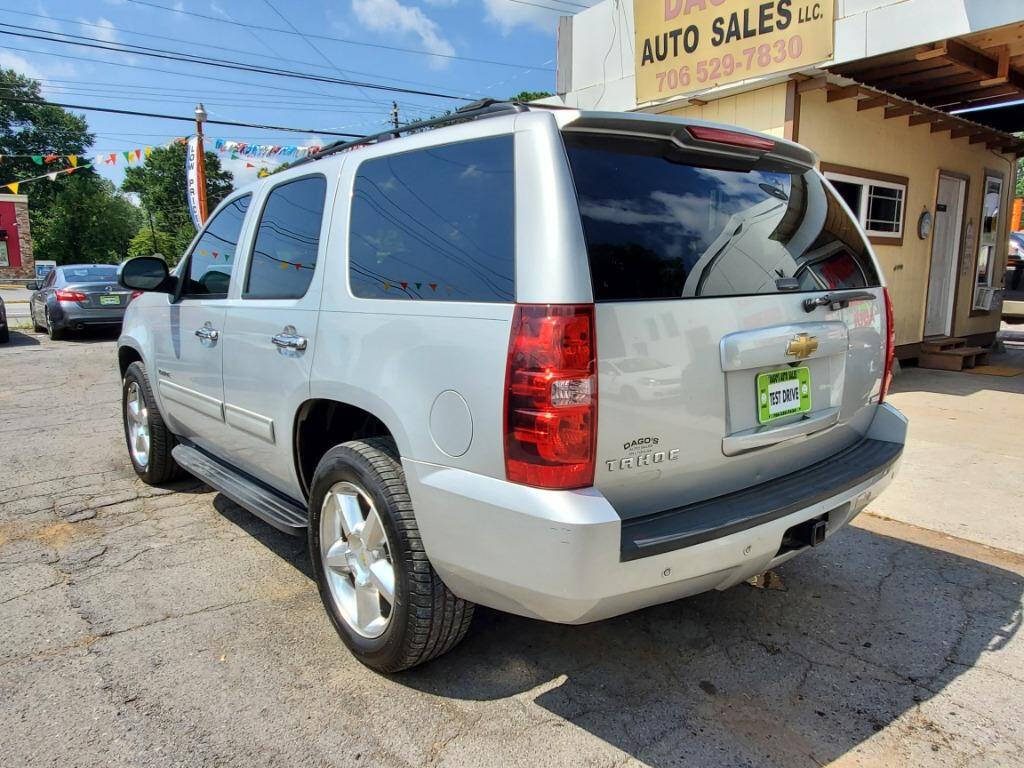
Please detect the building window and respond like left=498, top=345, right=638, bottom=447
left=973, top=171, right=1004, bottom=311
left=822, top=165, right=908, bottom=244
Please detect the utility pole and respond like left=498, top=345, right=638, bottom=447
left=194, top=103, right=209, bottom=225
left=390, top=101, right=399, bottom=130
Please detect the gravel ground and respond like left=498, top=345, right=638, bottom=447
left=1, top=329, right=1022, bottom=768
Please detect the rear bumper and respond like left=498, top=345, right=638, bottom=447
left=51, top=301, right=126, bottom=327
left=406, top=403, right=906, bottom=624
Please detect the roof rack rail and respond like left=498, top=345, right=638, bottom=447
left=290, top=99, right=528, bottom=168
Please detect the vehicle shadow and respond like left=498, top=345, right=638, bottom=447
left=52, top=327, right=122, bottom=344
left=209, top=496, right=1023, bottom=765
left=1, top=329, right=41, bottom=347
left=212, top=494, right=313, bottom=579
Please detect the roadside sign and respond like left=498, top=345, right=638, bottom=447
left=634, top=0, right=835, bottom=104
left=35, top=260, right=56, bottom=283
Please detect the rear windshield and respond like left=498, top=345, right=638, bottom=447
left=563, top=133, right=881, bottom=302
left=61, top=266, right=118, bottom=282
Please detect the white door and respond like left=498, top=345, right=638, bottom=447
left=152, top=195, right=252, bottom=454
left=221, top=174, right=330, bottom=499
left=924, top=175, right=966, bottom=338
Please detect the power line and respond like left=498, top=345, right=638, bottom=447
left=3, top=97, right=363, bottom=138
left=505, top=0, right=592, bottom=10
left=123, top=0, right=554, bottom=71
left=0, top=8, right=487, bottom=99
left=0, top=24, right=474, bottom=102
left=261, top=0, right=384, bottom=108
left=0, top=43, right=451, bottom=111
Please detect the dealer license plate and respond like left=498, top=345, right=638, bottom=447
left=99, top=295, right=121, bottom=306
left=757, top=367, right=811, bottom=424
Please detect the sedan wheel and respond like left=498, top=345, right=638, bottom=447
left=319, top=481, right=396, bottom=639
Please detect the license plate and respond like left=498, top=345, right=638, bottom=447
left=99, top=295, right=121, bottom=306
left=757, top=367, right=811, bottom=424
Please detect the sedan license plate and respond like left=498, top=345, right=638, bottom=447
left=99, top=295, right=121, bottom=306
left=757, top=367, right=811, bottom=424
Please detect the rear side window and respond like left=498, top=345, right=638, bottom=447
left=348, top=135, right=515, bottom=302
left=245, top=175, right=327, bottom=299
left=184, top=195, right=250, bottom=297
left=562, top=133, right=881, bottom=302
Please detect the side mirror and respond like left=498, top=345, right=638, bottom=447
left=26, top=281, right=38, bottom=291
left=118, top=256, right=173, bottom=293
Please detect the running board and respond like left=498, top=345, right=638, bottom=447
left=172, top=445, right=307, bottom=536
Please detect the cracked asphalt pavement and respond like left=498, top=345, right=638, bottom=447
left=2, top=328, right=1023, bottom=767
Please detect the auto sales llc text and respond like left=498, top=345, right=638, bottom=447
left=639, top=1, right=827, bottom=65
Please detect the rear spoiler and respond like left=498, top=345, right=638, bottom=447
left=552, top=109, right=817, bottom=171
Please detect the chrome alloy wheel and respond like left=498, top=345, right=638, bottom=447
left=125, top=380, right=150, bottom=468
left=319, top=481, right=396, bottom=639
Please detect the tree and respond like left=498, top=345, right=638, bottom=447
left=123, top=142, right=233, bottom=264
left=510, top=90, right=554, bottom=102
left=0, top=69, right=140, bottom=264
left=34, top=175, right=141, bottom=264
left=128, top=227, right=177, bottom=260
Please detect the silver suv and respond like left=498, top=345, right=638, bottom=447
left=116, top=101, right=906, bottom=672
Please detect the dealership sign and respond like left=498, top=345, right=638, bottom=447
left=634, top=0, right=834, bottom=104
left=185, top=136, right=205, bottom=231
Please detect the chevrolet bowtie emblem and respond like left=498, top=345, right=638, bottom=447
left=786, top=333, right=819, bottom=359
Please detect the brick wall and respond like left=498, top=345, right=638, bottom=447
left=0, top=194, right=34, bottom=281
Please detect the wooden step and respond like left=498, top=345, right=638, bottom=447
left=921, top=336, right=968, bottom=353
left=918, top=345, right=989, bottom=371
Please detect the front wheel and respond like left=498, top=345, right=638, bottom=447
left=122, top=361, right=180, bottom=484
left=308, top=438, right=474, bottom=672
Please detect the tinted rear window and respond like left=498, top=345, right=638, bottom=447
left=348, top=135, right=515, bottom=302
left=563, top=133, right=881, bottom=302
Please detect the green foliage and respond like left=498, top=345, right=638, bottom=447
left=123, top=141, right=233, bottom=264
left=0, top=69, right=140, bottom=264
left=33, top=175, right=142, bottom=264
left=128, top=227, right=178, bottom=260
left=509, top=90, right=554, bottom=103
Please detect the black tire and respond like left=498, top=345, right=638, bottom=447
left=308, top=438, right=474, bottom=672
left=121, top=361, right=181, bottom=484
left=0, top=325, right=8, bottom=344
left=45, top=308, right=65, bottom=340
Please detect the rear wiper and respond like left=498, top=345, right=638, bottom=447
left=803, top=290, right=876, bottom=312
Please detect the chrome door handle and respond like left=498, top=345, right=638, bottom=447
left=272, top=331, right=307, bottom=351
left=195, top=326, right=219, bottom=341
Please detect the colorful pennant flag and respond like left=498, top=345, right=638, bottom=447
left=5, top=182, right=18, bottom=194
left=31, top=155, right=43, bottom=165
left=68, top=154, right=78, bottom=168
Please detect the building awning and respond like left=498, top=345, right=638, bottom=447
left=826, top=22, right=1024, bottom=141
left=794, top=75, right=1024, bottom=156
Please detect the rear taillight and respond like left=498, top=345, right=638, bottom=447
left=55, top=289, right=87, bottom=303
left=129, top=290, right=143, bottom=302
left=880, top=288, right=895, bottom=403
left=504, top=304, right=597, bottom=490
left=686, top=125, right=776, bottom=151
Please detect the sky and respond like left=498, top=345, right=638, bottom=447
left=1, top=0, right=583, bottom=189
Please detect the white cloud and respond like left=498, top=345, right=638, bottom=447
left=78, top=17, right=119, bottom=43
left=0, top=51, right=46, bottom=81
left=0, top=50, right=77, bottom=84
left=482, top=0, right=559, bottom=34
left=351, top=0, right=455, bottom=69
left=423, top=0, right=458, bottom=5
